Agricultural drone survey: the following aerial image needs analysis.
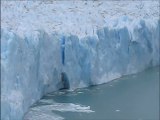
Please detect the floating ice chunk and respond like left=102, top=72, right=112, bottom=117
left=24, top=110, right=64, bottom=120
left=24, top=102, right=94, bottom=120
left=115, top=109, right=120, bottom=112
left=31, top=103, right=95, bottom=113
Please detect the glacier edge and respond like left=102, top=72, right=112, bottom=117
left=1, top=18, right=160, bottom=120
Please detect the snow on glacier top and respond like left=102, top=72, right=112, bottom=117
left=1, top=0, right=159, bottom=38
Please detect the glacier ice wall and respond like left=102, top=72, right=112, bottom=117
left=63, top=19, right=160, bottom=88
left=1, top=19, right=160, bottom=120
left=1, top=30, right=63, bottom=120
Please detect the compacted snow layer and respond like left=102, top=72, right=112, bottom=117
left=1, top=1, right=160, bottom=120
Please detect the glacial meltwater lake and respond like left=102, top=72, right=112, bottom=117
left=24, top=66, right=159, bottom=120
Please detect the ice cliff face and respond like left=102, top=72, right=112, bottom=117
left=63, top=18, right=160, bottom=89
left=1, top=30, right=62, bottom=119
left=1, top=1, right=160, bottom=120
left=1, top=18, right=159, bottom=120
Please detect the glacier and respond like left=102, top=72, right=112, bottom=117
left=1, top=1, right=160, bottom=120
left=1, top=18, right=159, bottom=120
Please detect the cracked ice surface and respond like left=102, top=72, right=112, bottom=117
left=1, top=0, right=159, bottom=38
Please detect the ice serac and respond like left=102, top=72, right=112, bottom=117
left=1, top=18, right=160, bottom=120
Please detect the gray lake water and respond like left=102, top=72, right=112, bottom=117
left=24, top=66, right=159, bottom=120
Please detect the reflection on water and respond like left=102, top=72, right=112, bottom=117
left=24, top=66, right=159, bottom=120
